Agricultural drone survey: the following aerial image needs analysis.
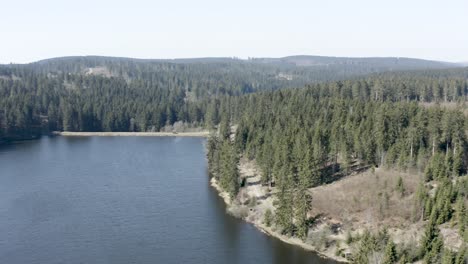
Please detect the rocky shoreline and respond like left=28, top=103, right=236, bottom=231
left=209, top=159, right=348, bottom=263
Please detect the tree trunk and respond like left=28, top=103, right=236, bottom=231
left=410, top=141, right=413, bottom=160
left=432, top=139, right=435, bottom=156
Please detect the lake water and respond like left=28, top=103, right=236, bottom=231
left=0, top=136, right=337, bottom=264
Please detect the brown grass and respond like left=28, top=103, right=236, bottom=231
left=309, top=168, right=422, bottom=230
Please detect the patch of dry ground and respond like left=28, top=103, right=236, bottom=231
left=310, top=168, right=421, bottom=230
left=0, top=74, right=21, bottom=81
left=54, top=131, right=209, bottom=137
left=310, top=168, right=465, bottom=251
left=212, top=159, right=466, bottom=263
left=84, top=66, right=114, bottom=78
left=309, top=168, right=426, bottom=258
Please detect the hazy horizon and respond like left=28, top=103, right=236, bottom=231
left=2, top=0, right=468, bottom=64
left=1, top=54, right=465, bottom=65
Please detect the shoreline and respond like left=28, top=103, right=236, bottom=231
left=210, top=176, right=347, bottom=263
left=52, top=131, right=210, bottom=137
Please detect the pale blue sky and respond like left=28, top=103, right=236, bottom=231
left=1, top=0, right=467, bottom=63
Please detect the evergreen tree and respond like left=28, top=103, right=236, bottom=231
left=396, top=176, right=405, bottom=197
left=275, top=169, right=294, bottom=235
left=442, top=249, right=455, bottom=264
left=420, top=211, right=444, bottom=262
left=294, top=187, right=312, bottom=241
left=456, top=197, right=466, bottom=236
left=382, top=240, right=398, bottom=264
left=264, top=209, right=273, bottom=227
left=455, top=247, right=466, bottom=264
left=219, top=140, right=239, bottom=199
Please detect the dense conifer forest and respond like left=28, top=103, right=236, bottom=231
left=0, top=56, right=464, bottom=142
left=207, top=74, right=468, bottom=262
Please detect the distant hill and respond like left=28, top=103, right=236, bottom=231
left=1, top=55, right=458, bottom=88
left=249, top=55, right=457, bottom=68
left=31, top=54, right=457, bottom=68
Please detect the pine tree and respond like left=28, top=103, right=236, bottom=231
left=399, top=253, right=410, bottom=264
left=455, top=246, right=466, bottom=264
left=396, top=176, right=405, bottom=197
left=259, top=142, right=274, bottom=184
left=452, top=147, right=463, bottom=176
left=353, top=230, right=374, bottom=264
left=219, top=140, right=239, bottom=199
left=297, top=145, right=319, bottom=187
left=420, top=211, right=444, bottom=262
left=456, top=197, right=466, bottom=235
left=442, top=249, right=455, bottom=264
left=264, top=209, right=273, bottom=227
left=414, top=182, right=428, bottom=221
left=275, top=168, right=294, bottom=236
left=294, top=187, right=312, bottom=241
left=207, top=136, right=221, bottom=177
left=382, top=240, right=398, bottom=264
left=425, top=235, right=444, bottom=264
left=219, top=116, right=230, bottom=140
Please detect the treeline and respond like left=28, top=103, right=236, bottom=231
left=304, top=71, right=468, bottom=102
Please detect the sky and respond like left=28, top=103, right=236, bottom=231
left=1, top=0, right=467, bottom=64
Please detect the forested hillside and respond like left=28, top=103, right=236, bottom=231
left=208, top=85, right=468, bottom=200
left=0, top=56, right=465, bottom=142
left=207, top=78, right=468, bottom=262
left=250, top=55, right=456, bottom=68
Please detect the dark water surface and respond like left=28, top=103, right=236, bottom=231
left=0, top=137, right=337, bottom=264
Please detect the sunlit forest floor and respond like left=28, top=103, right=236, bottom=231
left=312, top=168, right=466, bottom=259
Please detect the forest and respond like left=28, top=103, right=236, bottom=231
left=1, top=56, right=467, bottom=263
left=207, top=79, right=468, bottom=262
left=0, top=56, right=465, bottom=142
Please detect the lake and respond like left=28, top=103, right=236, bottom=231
left=0, top=136, right=338, bottom=264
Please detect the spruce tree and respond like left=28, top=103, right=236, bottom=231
left=275, top=167, right=294, bottom=236
left=396, top=176, right=405, bottom=197
left=294, top=187, right=312, bottom=241
left=441, top=249, right=455, bottom=264
left=420, top=211, right=444, bottom=262
left=219, top=140, right=239, bottom=199
left=455, top=246, right=466, bottom=264
left=456, top=197, right=466, bottom=236
left=264, top=209, right=273, bottom=227
left=382, top=240, right=398, bottom=264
